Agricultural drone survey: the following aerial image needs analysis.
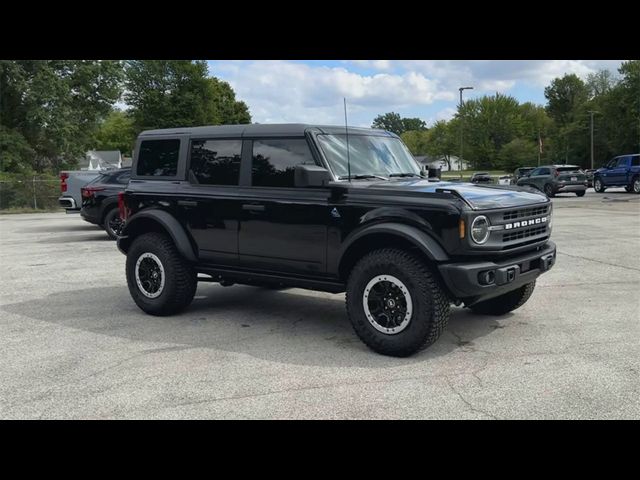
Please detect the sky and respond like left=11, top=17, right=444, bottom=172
left=206, top=60, right=624, bottom=127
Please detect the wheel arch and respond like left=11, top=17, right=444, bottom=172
left=118, top=209, right=198, bottom=262
left=336, top=223, right=449, bottom=281
left=100, top=197, right=120, bottom=224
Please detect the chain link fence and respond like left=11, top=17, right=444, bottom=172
left=0, top=176, right=61, bottom=211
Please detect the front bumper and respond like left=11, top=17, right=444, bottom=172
left=438, top=240, right=556, bottom=305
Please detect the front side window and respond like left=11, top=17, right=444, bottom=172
left=316, top=134, right=421, bottom=178
left=632, top=156, right=640, bottom=167
left=529, top=168, right=542, bottom=176
left=137, top=139, right=180, bottom=177
left=251, top=138, right=317, bottom=188
left=189, top=139, right=242, bottom=186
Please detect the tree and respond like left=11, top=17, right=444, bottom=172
left=586, top=69, right=617, bottom=98
left=498, top=138, right=538, bottom=171
left=544, top=74, right=589, bottom=125
left=93, top=110, right=136, bottom=155
left=0, top=60, right=124, bottom=172
left=372, top=112, right=405, bottom=135
left=402, top=117, right=427, bottom=132
left=424, top=120, right=457, bottom=170
left=400, top=130, right=429, bottom=155
left=372, top=112, right=427, bottom=135
left=124, top=61, right=251, bottom=133
left=207, top=78, right=251, bottom=125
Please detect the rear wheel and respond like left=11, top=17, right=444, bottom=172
left=544, top=183, right=555, bottom=197
left=594, top=178, right=606, bottom=193
left=470, top=282, right=536, bottom=316
left=126, top=232, right=197, bottom=316
left=576, top=190, right=586, bottom=197
left=103, top=207, right=123, bottom=240
left=346, top=248, right=450, bottom=357
left=632, top=176, right=640, bottom=194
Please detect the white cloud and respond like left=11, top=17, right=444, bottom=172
left=208, top=60, right=624, bottom=127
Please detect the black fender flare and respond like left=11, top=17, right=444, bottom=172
left=118, top=209, right=197, bottom=262
left=335, top=222, right=449, bottom=273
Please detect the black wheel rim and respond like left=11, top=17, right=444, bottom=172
left=363, top=275, right=413, bottom=335
left=108, top=216, right=123, bottom=236
left=135, top=253, right=165, bottom=298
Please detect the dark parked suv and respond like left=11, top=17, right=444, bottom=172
left=516, top=165, right=587, bottom=197
left=80, top=168, right=131, bottom=239
left=117, top=124, right=556, bottom=357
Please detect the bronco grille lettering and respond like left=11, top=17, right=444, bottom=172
left=504, top=216, right=548, bottom=230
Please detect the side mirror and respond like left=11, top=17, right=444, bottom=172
left=294, top=164, right=332, bottom=187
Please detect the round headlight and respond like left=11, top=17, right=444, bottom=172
left=471, top=215, right=490, bottom=244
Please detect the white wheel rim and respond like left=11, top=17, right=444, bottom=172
left=634, top=179, right=640, bottom=193
left=135, top=252, right=165, bottom=298
left=362, top=275, right=413, bottom=335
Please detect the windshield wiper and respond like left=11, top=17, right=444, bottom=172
left=338, top=174, right=388, bottom=180
left=388, top=172, right=423, bottom=178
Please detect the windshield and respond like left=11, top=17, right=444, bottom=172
left=316, top=134, right=421, bottom=178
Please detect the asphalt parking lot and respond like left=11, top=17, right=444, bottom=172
left=1, top=189, right=639, bottom=419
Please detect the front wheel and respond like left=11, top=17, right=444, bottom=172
left=346, top=248, right=450, bottom=357
left=594, top=178, right=606, bottom=193
left=470, top=282, right=536, bottom=316
left=126, top=232, right=197, bottom=316
left=576, top=190, right=586, bottom=197
left=631, top=177, right=640, bottom=194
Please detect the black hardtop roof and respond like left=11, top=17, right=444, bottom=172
left=138, top=123, right=396, bottom=139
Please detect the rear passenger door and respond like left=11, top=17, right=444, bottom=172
left=238, top=137, right=330, bottom=275
left=179, top=138, right=244, bottom=266
left=609, top=156, right=630, bottom=184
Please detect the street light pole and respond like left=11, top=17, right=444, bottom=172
left=458, top=86, right=474, bottom=177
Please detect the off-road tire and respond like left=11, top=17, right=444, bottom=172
left=103, top=207, right=123, bottom=240
left=575, top=190, right=586, bottom=197
left=544, top=183, right=555, bottom=197
left=126, top=232, right=197, bottom=316
left=470, top=281, right=536, bottom=316
left=346, top=248, right=450, bottom=357
left=594, top=177, right=606, bottom=193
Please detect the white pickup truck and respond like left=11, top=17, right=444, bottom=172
left=58, top=170, right=103, bottom=212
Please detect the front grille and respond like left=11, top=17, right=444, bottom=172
left=503, top=225, right=547, bottom=242
left=503, top=205, right=548, bottom=221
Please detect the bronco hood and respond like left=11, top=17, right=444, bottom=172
left=346, top=179, right=549, bottom=210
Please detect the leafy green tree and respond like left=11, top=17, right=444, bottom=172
left=544, top=74, right=589, bottom=125
left=0, top=60, right=124, bottom=172
left=207, top=78, right=251, bottom=125
left=372, top=112, right=405, bottom=135
left=400, top=130, right=430, bottom=155
left=402, top=117, right=427, bottom=132
left=424, top=120, right=457, bottom=170
left=124, top=60, right=216, bottom=131
left=498, top=138, right=538, bottom=171
left=458, top=93, right=524, bottom=169
left=372, top=112, right=427, bottom=135
left=93, top=110, right=136, bottom=155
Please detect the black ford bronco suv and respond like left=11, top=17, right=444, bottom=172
left=117, top=124, right=556, bottom=357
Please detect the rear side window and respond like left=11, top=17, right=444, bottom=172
left=137, top=139, right=180, bottom=177
left=617, top=157, right=630, bottom=167
left=106, top=171, right=131, bottom=185
left=189, top=139, right=242, bottom=186
left=251, top=138, right=317, bottom=188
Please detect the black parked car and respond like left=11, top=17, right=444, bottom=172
left=117, top=124, right=556, bottom=357
left=80, top=168, right=131, bottom=239
left=511, top=167, right=536, bottom=185
left=470, top=172, right=493, bottom=184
